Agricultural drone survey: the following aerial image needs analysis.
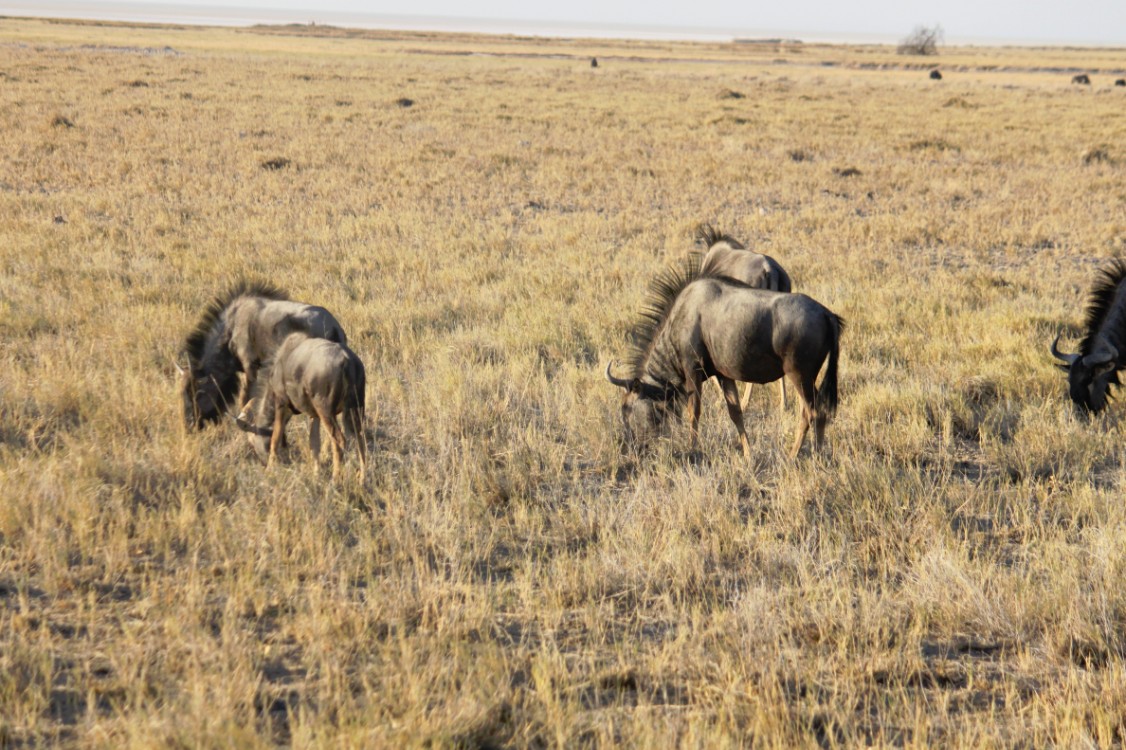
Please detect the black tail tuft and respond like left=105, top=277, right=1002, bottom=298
left=816, top=313, right=843, bottom=419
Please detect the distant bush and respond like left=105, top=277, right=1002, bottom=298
left=898, top=24, right=943, bottom=55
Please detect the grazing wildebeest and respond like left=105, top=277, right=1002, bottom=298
left=606, top=256, right=842, bottom=459
left=930, top=69, right=942, bottom=80
left=697, top=224, right=793, bottom=409
left=1050, top=259, right=1126, bottom=415
left=238, top=333, right=367, bottom=480
left=1072, top=73, right=1091, bottom=85
left=176, top=281, right=347, bottom=430
left=1116, top=79, right=1126, bottom=87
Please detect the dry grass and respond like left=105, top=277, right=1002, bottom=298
left=2, top=16, right=1126, bottom=747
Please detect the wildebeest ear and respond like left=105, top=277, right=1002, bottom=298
left=1084, top=344, right=1118, bottom=370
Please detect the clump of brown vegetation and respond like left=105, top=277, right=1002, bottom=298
left=1082, top=146, right=1114, bottom=165
left=1, top=16, right=1126, bottom=747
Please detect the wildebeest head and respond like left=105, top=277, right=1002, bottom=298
left=175, top=359, right=227, bottom=430
left=606, top=362, right=675, bottom=449
left=1051, top=334, right=1119, bottom=414
left=235, top=396, right=272, bottom=464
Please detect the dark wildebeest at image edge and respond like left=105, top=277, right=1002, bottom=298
left=176, top=281, right=348, bottom=430
left=697, top=223, right=794, bottom=410
left=1050, top=258, right=1126, bottom=415
left=606, top=255, right=842, bottom=459
left=238, top=333, right=367, bottom=480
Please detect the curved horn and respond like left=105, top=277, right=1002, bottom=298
left=1050, top=333, right=1080, bottom=366
left=605, top=360, right=631, bottom=389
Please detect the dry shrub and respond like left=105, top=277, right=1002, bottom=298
left=1082, top=146, right=1114, bottom=165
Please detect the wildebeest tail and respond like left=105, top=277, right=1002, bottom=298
left=816, top=312, right=843, bottom=418
left=342, top=350, right=367, bottom=437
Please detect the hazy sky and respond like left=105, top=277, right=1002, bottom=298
left=15, top=1, right=1126, bottom=45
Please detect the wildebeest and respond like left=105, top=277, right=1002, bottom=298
left=1116, top=79, right=1126, bottom=87
left=1072, top=73, right=1091, bottom=85
left=697, top=224, right=793, bottom=409
left=1050, top=259, right=1126, bottom=415
left=606, top=255, right=842, bottom=459
left=591, top=57, right=599, bottom=68
left=930, top=69, right=942, bottom=80
left=238, top=333, right=367, bottom=480
left=176, top=281, right=347, bottom=430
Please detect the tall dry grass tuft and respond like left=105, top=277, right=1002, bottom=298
left=1, top=16, right=1125, bottom=746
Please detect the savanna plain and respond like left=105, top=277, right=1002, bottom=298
left=2, top=16, right=1126, bottom=747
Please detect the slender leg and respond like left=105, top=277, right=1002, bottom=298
left=686, top=388, right=701, bottom=452
left=239, top=368, right=256, bottom=414
left=814, top=396, right=829, bottom=451
left=268, top=404, right=286, bottom=469
left=309, top=418, right=322, bottom=466
left=788, top=375, right=817, bottom=459
left=719, top=377, right=753, bottom=460
left=740, top=381, right=753, bottom=411
left=347, top=407, right=367, bottom=481
left=325, top=415, right=345, bottom=480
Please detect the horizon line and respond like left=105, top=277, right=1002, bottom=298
left=4, top=3, right=1126, bottom=48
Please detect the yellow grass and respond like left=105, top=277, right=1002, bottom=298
left=2, top=16, right=1126, bottom=747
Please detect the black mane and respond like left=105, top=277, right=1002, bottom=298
left=1079, top=258, right=1126, bottom=358
left=182, top=280, right=288, bottom=366
left=626, top=253, right=703, bottom=378
left=695, top=223, right=745, bottom=250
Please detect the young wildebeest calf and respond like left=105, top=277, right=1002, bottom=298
left=238, top=333, right=367, bottom=480
left=697, top=224, right=794, bottom=410
left=607, top=258, right=842, bottom=459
